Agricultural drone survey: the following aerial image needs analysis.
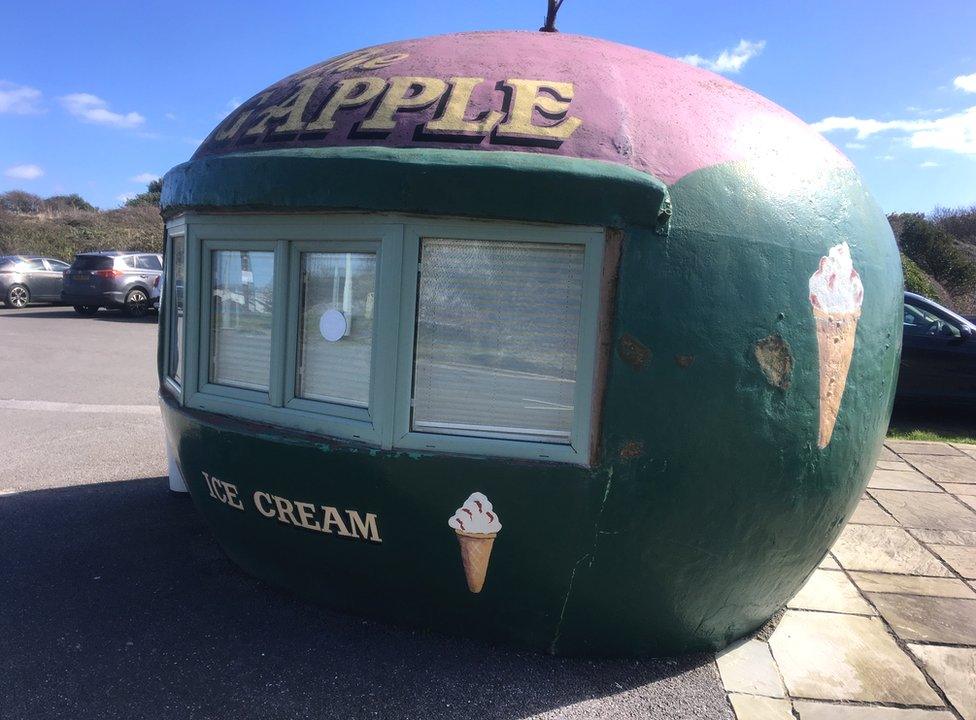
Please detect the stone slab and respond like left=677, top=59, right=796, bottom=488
left=871, top=490, right=976, bottom=532
left=832, top=525, right=951, bottom=577
left=728, top=694, right=794, bottom=720
left=952, top=443, right=976, bottom=461
left=819, top=554, right=840, bottom=570
left=868, top=593, right=976, bottom=645
left=960, top=495, right=976, bottom=513
left=906, top=455, right=976, bottom=484
left=788, top=569, right=875, bottom=615
left=768, top=610, right=941, bottom=705
left=909, top=645, right=976, bottom=720
left=848, top=571, right=976, bottom=599
left=716, top=638, right=786, bottom=697
left=940, top=483, right=976, bottom=496
left=850, top=497, right=899, bottom=526
left=869, top=470, right=941, bottom=492
left=929, top=544, right=976, bottom=579
left=877, top=460, right=914, bottom=472
left=910, top=529, right=976, bottom=547
left=879, top=445, right=902, bottom=461
left=887, top=441, right=962, bottom=456
left=794, top=702, right=954, bottom=719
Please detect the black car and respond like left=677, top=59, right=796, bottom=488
left=0, top=255, right=71, bottom=308
left=897, top=291, right=976, bottom=404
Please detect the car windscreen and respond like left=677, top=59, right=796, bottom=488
left=71, top=255, right=114, bottom=271
left=0, top=257, right=19, bottom=270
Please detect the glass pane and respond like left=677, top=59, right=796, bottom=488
left=210, top=250, right=275, bottom=391
left=168, top=236, right=186, bottom=383
left=297, top=252, right=376, bottom=406
left=412, top=238, right=585, bottom=444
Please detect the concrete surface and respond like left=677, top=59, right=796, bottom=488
left=721, top=439, right=976, bottom=720
left=0, top=305, right=733, bottom=720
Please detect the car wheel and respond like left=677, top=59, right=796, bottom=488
left=73, top=305, right=99, bottom=315
left=123, top=289, right=149, bottom=317
left=6, top=285, right=30, bottom=309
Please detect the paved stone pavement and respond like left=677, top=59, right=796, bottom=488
left=717, top=440, right=976, bottom=720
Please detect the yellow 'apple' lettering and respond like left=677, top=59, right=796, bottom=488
left=306, top=77, right=387, bottom=131
left=424, top=77, right=504, bottom=136
left=495, top=79, right=582, bottom=141
left=360, top=76, right=448, bottom=132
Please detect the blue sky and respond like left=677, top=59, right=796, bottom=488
left=1, top=0, right=974, bottom=212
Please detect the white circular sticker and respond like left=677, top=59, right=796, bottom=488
left=319, top=309, right=347, bottom=342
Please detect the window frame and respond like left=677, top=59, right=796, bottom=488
left=392, top=220, right=603, bottom=464
left=165, top=213, right=605, bottom=465
left=162, top=219, right=187, bottom=401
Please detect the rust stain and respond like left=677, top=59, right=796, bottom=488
left=754, top=333, right=794, bottom=390
left=617, top=334, right=651, bottom=371
left=674, top=355, right=695, bottom=368
left=619, top=440, right=645, bottom=460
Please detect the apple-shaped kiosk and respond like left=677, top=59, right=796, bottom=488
left=158, top=31, right=902, bottom=656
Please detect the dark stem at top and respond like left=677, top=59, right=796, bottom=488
left=539, top=0, right=564, bottom=32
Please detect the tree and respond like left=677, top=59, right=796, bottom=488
left=124, top=178, right=163, bottom=208
left=44, top=194, right=96, bottom=213
left=0, top=190, right=44, bottom=214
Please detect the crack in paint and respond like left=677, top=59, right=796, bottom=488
left=549, top=468, right=615, bottom=654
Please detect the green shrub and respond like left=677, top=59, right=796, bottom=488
left=897, top=215, right=976, bottom=294
left=901, top=253, right=936, bottom=297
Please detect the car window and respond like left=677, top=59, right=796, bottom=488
left=140, top=254, right=163, bottom=270
left=71, top=255, right=114, bottom=271
left=904, top=301, right=960, bottom=338
left=45, top=259, right=70, bottom=271
left=21, top=258, right=45, bottom=271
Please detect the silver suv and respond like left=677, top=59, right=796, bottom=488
left=61, top=251, right=163, bottom=317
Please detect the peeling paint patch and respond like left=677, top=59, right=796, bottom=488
left=619, top=440, right=645, bottom=460
left=754, top=334, right=794, bottom=390
left=617, top=334, right=651, bottom=370
left=674, top=355, right=695, bottom=368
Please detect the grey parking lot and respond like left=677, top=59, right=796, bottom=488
left=0, top=305, right=732, bottom=720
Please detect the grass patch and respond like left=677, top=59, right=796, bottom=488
left=887, top=405, right=976, bottom=445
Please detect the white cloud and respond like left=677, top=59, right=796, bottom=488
left=876, top=154, right=895, bottom=161
left=130, top=172, right=159, bottom=184
left=813, top=106, right=976, bottom=155
left=954, top=73, right=976, bottom=93
left=679, top=40, right=766, bottom=74
left=61, top=93, right=145, bottom=128
left=164, top=112, right=177, bottom=120
left=117, top=192, right=136, bottom=204
left=0, top=81, right=43, bottom=114
left=919, top=161, right=939, bottom=168
left=4, top=164, right=44, bottom=180
left=845, top=142, right=866, bottom=150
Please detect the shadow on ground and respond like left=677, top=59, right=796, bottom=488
left=0, top=478, right=729, bottom=720
left=0, top=306, right=157, bottom=323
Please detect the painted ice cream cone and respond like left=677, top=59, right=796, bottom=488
left=448, top=492, right=502, bottom=594
left=455, top=531, right=497, bottom=593
left=809, top=243, right=864, bottom=449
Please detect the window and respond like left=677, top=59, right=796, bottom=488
left=46, top=259, right=69, bottom=271
left=904, top=302, right=960, bottom=338
left=167, top=215, right=604, bottom=465
left=209, top=250, right=276, bottom=392
left=167, top=235, right=186, bottom=385
left=296, top=251, right=376, bottom=406
left=411, top=238, right=584, bottom=444
left=21, top=258, right=45, bottom=271
left=139, top=255, right=163, bottom=270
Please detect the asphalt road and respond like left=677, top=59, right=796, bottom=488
left=0, top=304, right=732, bottom=720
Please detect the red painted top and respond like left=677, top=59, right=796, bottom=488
left=194, top=31, right=848, bottom=185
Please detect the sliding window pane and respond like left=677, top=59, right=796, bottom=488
left=412, top=238, right=585, bottom=443
left=210, top=250, right=275, bottom=392
left=297, top=252, right=376, bottom=406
